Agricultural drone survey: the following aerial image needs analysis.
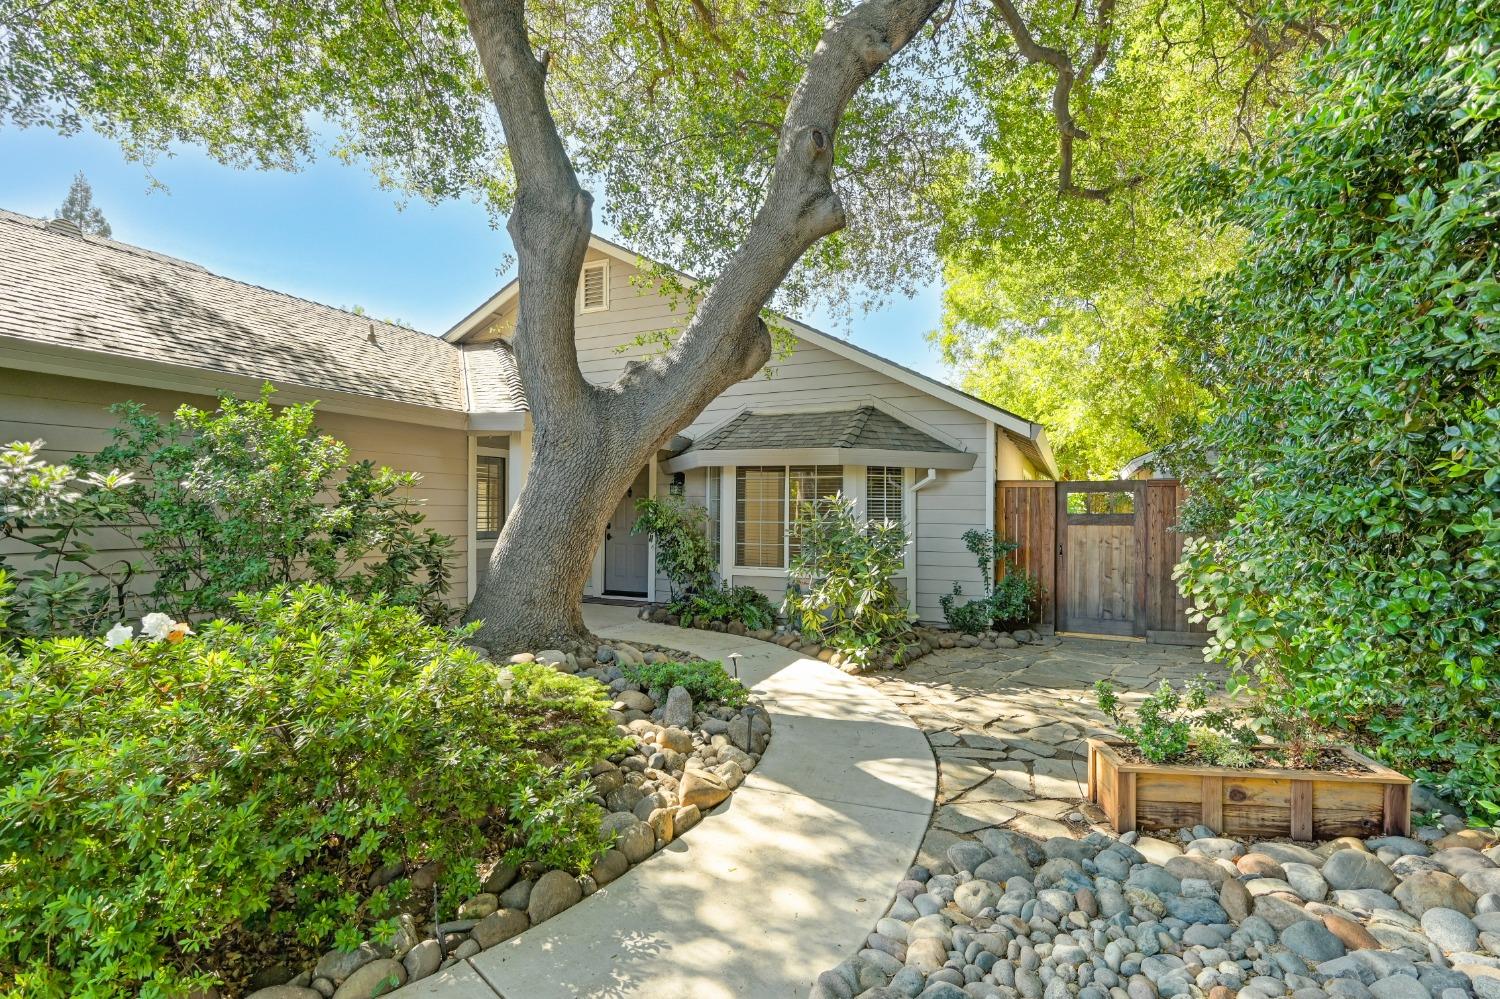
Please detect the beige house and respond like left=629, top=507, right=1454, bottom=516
left=0, top=211, right=1055, bottom=622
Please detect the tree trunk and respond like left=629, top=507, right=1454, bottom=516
left=458, top=0, right=945, bottom=654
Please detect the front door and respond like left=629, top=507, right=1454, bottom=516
left=604, top=466, right=650, bottom=596
left=1056, top=482, right=1145, bottom=636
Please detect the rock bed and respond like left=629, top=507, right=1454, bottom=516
left=245, top=640, right=772, bottom=999
left=637, top=603, right=1053, bottom=674
left=811, top=820, right=1500, bottom=999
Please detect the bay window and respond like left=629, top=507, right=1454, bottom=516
left=734, top=464, right=842, bottom=568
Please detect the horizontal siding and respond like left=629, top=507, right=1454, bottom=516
left=0, top=369, right=471, bottom=607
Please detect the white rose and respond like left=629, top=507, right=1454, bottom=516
left=139, top=612, right=175, bottom=641
left=104, top=623, right=134, bottom=648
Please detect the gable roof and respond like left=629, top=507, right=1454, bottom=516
left=444, top=233, right=1058, bottom=476
left=0, top=210, right=525, bottom=427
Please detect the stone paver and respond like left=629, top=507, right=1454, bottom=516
left=861, top=635, right=1219, bottom=871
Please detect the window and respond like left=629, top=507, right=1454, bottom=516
left=476, top=455, right=506, bottom=539
left=705, top=467, right=722, bottom=562
left=579, top=260, right=608, bottom=312
left=866, top=466, right=904, bottom=524
left=734, top=464, right=841, bottom=568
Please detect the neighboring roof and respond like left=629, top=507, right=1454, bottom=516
left=0, top=210, right=465, bottom=413
left=664, top=406, right=977, bottom=473
left=445, top=233, right=1058, bottom=478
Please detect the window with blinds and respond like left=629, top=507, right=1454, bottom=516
left=475, top=455, right=506, bottom=539
left=866, top=466, right=904, bottom=525
left=735, top=466, right=785, bottom=568
left=580, top=261, right=609, bottom=312
left=789, top=464, right=843, bottom=559
left=705, top=467, right=722, bottom=561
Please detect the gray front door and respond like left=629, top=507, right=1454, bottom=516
left=604, top=466, right=650, bottom=595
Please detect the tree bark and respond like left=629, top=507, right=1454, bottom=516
left=460, top=0, right=945, bottom=654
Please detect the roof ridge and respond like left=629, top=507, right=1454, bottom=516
left=0, top=208, right=443, bottom=343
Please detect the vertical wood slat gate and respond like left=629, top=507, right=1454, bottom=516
left=995, top=479, right=1208, bottom=644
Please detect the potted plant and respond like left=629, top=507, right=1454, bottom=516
left=1088, top=677, right=1412, bottom=840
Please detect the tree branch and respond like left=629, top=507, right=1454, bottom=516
left=990, top=0, right=1138, bottom=201
left=460, top=0, right=594, bottom=423
left=605, top=0, right=948, bottom=440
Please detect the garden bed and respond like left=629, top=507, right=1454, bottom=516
left=1087, top=738, right=1413, bottom=841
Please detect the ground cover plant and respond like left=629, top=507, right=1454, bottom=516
left=0, top=585, right=627, bottom=998
left=669, top=584, right=777, bottom=633
left=620, top=658, right=748, bottom=709
left=1171, top=0, right=1499, bottom=815
left=939, top=529, right=1040, bottom=634
left=784, top=493, right=911, bottom=669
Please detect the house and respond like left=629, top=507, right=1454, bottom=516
left=0, top=210, right=1056, bottom=622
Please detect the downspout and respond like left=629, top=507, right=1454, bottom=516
left=909, top=468, right=939, bottom=619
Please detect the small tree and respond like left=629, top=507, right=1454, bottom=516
left=54, top=171, right=111, bottom=236
left=784, top=492, right=910, bottom=668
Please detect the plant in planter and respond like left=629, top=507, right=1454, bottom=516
left=1088, top=675, right=1413, bottom=839
left=783, top=493, right=911, bottom=669
left=939, top=529, right=1040, bottom=635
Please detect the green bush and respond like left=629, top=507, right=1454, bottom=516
left=0, top=440, right=136, bottom=639
left=783, top=493, right=910, bottom=669
left=620, top=658, right=748, bottom=708
left=631, top=496, right=716, bottom=599
left=939, top=529, right=1040, bottom=634
left=669, top=583, right=776, bottom=632
left=1170, top=0, right=1499, bottom=814
left=1095, top=675, right=1258, bottom=766
left=0, top=585, right=627, bottom=998
left=85, top=386, right=453, bottom=627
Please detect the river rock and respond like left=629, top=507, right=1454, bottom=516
left=528, top=870, right=583, bottom=923
left=471, top=907, right=529, bottom=948
left=1281, top=919, right=1347, bottom=961
left=1395, top=871, right=1477, bottom=917
left=1285, top=862, right=1330, bottom=902
left=330, top=960, right=405, bottom=999
left=1421, top=907, right=1480, bottom=954
left=401, top=940, right=442, bottom=980
left=661, top=685, right=694, bottom=728
left=313, top=944, right=382, bottom=985
left=1323, top=850, right=1399, bottom=892
left=1221, top=877, right=1253, bottom=922
left=1322, top=913, right=1381, bottom=950
left=679, top=769, right=730, bottom=810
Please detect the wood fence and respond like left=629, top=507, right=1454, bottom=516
left=995, top=478, right=1207, bottom=644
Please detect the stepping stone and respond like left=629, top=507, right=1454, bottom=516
left=932, top=801, right=1021, bottom=834
left=938, top=760, right=994, bottom=800
left=1008, top=813, right=1076, bottom=841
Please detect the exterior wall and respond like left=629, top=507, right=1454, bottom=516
left=474, top=250, right=1027, bottom=622
left=0, top=368, right=472, bottom=607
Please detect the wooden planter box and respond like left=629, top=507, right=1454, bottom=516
left=1087, top=739, right=1412, bottom=841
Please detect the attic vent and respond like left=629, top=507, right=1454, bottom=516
left=579, top=260, right=608, bottom=313
left=47, top=218, right=84, bottom=238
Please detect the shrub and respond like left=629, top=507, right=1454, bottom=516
left=783, top=493, right=910, bottom=668
left=0, top=440, right=136, bottom=639
left=1169, top=0, right=1499, bottom=814
left=669, top=583, right=776, bottom=632
left=81, top=386, right=455, bottom=626
left=631, top=495, right=716, bottom=599
left=939, top=529, right=1040, bottom=634
left=620, top=658, right=748, bottom=708
left=0, top=585, right=627, bottom=997
left=1095, top=675, right=1257, bottom=766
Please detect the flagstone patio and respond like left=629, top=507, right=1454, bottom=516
left=859, top=636, right=1222, bottom=869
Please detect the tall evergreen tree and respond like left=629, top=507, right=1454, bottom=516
left=54, top=172, right=111, bottom=236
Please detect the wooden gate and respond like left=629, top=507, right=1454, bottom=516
left=995, top=479, right=1207, bottom=644
left=1056, top=481, right=1144, bottom=636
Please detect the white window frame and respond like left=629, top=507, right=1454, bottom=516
left=578, top=260, right=609, bottom=313
left=727, top=463, right=843, bottom=573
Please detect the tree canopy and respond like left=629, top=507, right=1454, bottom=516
left=929, top=0, right=1327, bottom=476
left=1173, top=0, right=1499, bottom=813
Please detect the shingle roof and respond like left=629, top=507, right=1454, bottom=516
left=0, top=209, right=481, bottom=413
left=690, top=406, right=961, bottom=454
left=462, top=340, right=528, bottom=413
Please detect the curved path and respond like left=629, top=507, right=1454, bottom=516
left=401, top=604, right=935, bottom=999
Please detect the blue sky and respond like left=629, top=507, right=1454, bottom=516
left=0, top=125, right=951, bottom=378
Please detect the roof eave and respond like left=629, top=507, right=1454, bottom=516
left=663, top=446, right=974, bottom=474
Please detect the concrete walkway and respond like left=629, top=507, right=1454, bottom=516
left=402, top=605, right=935, bottom=999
